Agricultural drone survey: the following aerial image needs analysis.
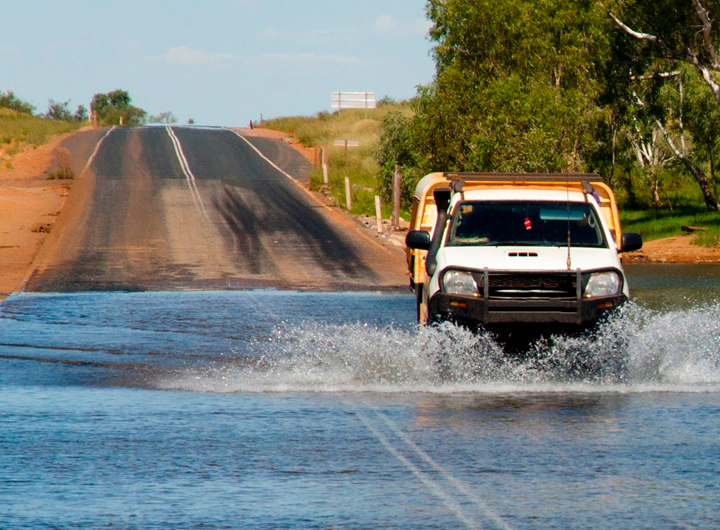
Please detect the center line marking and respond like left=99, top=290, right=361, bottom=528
left=353, top=408, right=483, bottom=530
left=165, top=126, right=209, bottom=221
left=375, top=410, right=513, bottom=530
left=80, top=126, right=117, bottom=177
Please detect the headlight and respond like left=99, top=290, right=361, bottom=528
left=443, top=270, right=479, bottom=296
left=584, top=272, right=621, bottom=298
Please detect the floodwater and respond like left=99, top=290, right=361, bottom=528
left=0, top=265, right=719, bottom=529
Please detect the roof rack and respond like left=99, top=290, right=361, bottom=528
left=442, top=172, right=605, bottom=183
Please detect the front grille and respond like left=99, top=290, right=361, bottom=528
left=488, top=273, right=577, bottom=299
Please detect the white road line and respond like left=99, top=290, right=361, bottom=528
left=222, top=127, right=298, bottom=182
left=222, top=127, right=329, bottom=209
left=80, top=126, right=117, bottom=176
left=375, top=411, right=514, bottom=530
left=165, top=126, right=209, bottom=221
left=354, top=409, right=483, bottom=530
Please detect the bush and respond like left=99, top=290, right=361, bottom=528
left=0, top=91, right=35, bottom=115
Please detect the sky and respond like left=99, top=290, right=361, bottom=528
left=0, top=0, right=436, bottom=126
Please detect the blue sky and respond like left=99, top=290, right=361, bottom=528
left=1, top=0, right=435, bottom=126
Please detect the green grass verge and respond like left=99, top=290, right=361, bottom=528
left=0, top=108, right=82, bottom=159
left=620, top=207, right=720, bottom=247
left=262, top=102, right=413, bottom=218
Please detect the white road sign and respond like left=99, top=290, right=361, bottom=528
left=331, top=92, right=376, bottom=110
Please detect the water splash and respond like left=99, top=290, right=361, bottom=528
left=159, top=302, right=720, bottom=393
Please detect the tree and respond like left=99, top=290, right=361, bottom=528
left=375, top=111, right=421, bottom=205
left=74, top=105, right=88, bottom=122
left=148, top=111, right=177, bottom=124
left=377, top=0, right=615, bottom=202
left=0, top=90, right=35, bottom=114
left=46, top=99, right=73, bottom=121
left=611, top=0, right=720, bottom=106
left=610, top=0, right=720, bottom=209
left=90, top=89, right=146, bottom=126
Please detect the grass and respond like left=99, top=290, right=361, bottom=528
left=262, top=102, right=413, bottom=218
left=691, top=231, right=720, bottom=247
left=620, top=207, right=720, bottom=246
left=0, top=108, right=82, bottom=160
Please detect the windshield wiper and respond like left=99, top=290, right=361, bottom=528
left=491, top=241, right=539, bottom=246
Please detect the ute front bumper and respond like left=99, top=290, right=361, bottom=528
left=428, top=292, right=625, bottom=326
left=427, top=267, right=627, bottom=327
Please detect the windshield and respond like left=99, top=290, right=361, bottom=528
left=446, top=200, right=608, bottom=248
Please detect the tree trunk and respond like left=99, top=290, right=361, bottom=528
left=656, top=120, right=720, bottom=210
left=608, top=125, right=617, bottom=188
left=649, top=168, right=662, bottom=208
left=710, top=150, right=718, bottom=199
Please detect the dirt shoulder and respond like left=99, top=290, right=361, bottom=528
left=624, top=234, right=720, bottom=263
left=0, top=130, right=89, bottom=300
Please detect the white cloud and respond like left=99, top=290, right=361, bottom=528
left=263, top=28, right=280, bottom=39
left=155, top=47, right=236, bottom=65
left=375, top=15, right=431, bottom=36
left=375, top=15, right=397, bottom=33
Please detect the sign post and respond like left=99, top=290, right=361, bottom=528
left=392, top=165, right=401, bottom=230
left=333, top=139, right=360, bottom=165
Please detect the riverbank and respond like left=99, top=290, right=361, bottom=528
left=0, top=131, right=86, bottom=300
left=624, top=234, right=720, bottom=263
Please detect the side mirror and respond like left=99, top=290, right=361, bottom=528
left=405, top=230, right=431, bottom=250
left=621, top=232, right=643, bottom=253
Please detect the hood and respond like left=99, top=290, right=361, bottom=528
left=436, top=245, right=622, bottom=273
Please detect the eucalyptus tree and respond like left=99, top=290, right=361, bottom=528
left=611, top=0, right=720, bottom=208
left=377, top=0, right=616, bottom=202
left=90, top=90, right=146, bottom=127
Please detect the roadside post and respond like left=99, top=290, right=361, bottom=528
left=345, top=177, right=352, bottom=211
left=375, top=196, right=383, bottom=234
left=392, top=165, right=401, bottom=230
left=321, top=147, right=329, bottom=185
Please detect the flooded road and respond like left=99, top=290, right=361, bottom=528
left=1, top=266, right=719, bottom=528
left=27, top=127, right=406, bottom=293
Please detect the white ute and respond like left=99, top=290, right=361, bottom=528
left=405, top=173, right=643, bottom=333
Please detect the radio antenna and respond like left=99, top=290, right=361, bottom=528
left=566, top=175, right=572, bottom=270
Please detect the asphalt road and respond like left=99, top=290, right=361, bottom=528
left=25, top=126, right=407, bottom=292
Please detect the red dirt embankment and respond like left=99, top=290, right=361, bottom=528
left=0, top=131, right=84, bottom=300
left=624, top=234, right=720, bottom=264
